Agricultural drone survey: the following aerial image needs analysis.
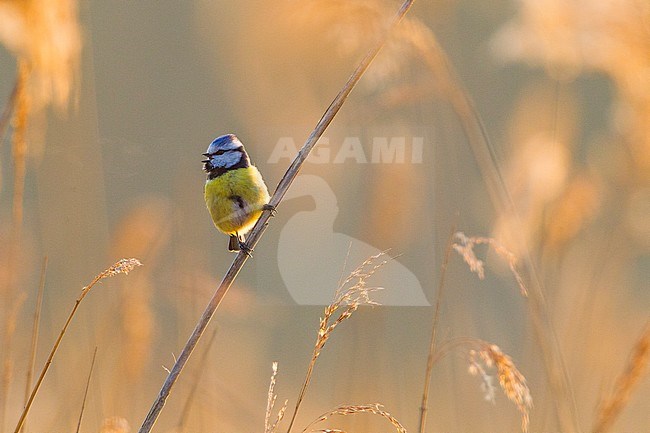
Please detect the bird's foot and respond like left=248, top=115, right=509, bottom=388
left=262, top=203, right=277, bottom=217
left=238, top=241, right=254, bottom=258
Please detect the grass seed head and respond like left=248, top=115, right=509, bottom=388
left=468, top=343, right=532, bottom=432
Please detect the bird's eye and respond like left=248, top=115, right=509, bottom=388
left=215, top=149, right=226, bottom=155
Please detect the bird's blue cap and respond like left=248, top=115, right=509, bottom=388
left=204, top=134, right=243, bottom=155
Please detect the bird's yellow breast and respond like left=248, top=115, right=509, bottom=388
left=204, top=166, right=270, bottom=235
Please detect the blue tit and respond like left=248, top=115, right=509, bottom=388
left=202, top=134, right=272, bottom=252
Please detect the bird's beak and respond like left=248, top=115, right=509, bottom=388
left=202, top=152, right=211, bottom=157
left=201, top=159, right=210, bottom=163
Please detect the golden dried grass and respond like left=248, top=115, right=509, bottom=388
left=13, top=258, right=142, bottom=433
left=593, top=321, right=650, bottom=433
left=453, top=231, right=528, bottom=296
left=0, top=0, right=81, bottom=111
left=468, top=343, right=533, bottom=433
left=287, top=251, right=388, bottom=433
left=264, top=362, right=288, bottom=433
left=267, top=252, right=408, bottom=433
left=304, top=404, right=407, bottom=433
left=431, top=337, right=532, bottom=433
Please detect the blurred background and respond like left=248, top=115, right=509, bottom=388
left=0, top=0, right=648, bottom=432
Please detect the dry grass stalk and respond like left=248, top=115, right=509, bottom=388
left=321, top=252, right=385, bottom=350
left=430, top=337, right=532, bottom=433
left=304, top=4, right=573, bottom=429
left=593, top=320, right=650, bottom=433
left=286, top=252, right=387, bottom=433
left=265, top=362, right=288, bottom=433
left=491, top=3, right=650, bottom=428
left=75, top=347, right=98, bottom=433
left=403, top=10, right=578, bottom=432
left=418, top=227, right=456, bottom=433
left=311, top=430, right=346, bottom=433
left=468, top=343, right=533, bottom=433
left=100, top=258, right=143, bottom=278
left=137, top=2, right=417, bottom=430
left=0, top=0, right=81, bottom=111
left=24, top=256, right=47, bottom=401
left=12, top=258, right=142, bottom=433
left=303, top=404, right=407, bottom=433
left=382, top=8, right=580, bottom=429
left=453, top=231, right=528, bottom=296
left=20, top=256, right=47, bottom=433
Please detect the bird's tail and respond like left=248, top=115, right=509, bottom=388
left=228, top=234, right=241, bottom=252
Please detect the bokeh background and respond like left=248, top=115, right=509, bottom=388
left=0, top=1, right=648, bottom=432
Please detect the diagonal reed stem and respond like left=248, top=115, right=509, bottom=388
left=136, top=1, right=417, bottom=431
left=418, top=226, right=456, bottom=433
left=592, top=319, right=650, bottom=433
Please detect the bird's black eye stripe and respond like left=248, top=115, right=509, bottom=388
left=209, top=147, right=243, bottom=157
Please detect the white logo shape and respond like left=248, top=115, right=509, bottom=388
left=278, top=175, right=430, bottom=306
